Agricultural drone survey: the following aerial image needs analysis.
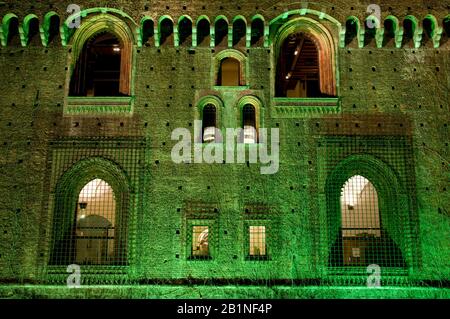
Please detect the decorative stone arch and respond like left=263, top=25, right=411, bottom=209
left=61, top=8, right=137, bottom=46
left=364, top=14, right=383, bottom=48
left=195, top=15, right=211, bottom=47
left=231, top=15, right=247, bottom=47
left=273, top=16, right=338, bottom=97
left=49, top=157, right=132, bottom=266
left=421, top=14, right=443, bottom=48
left=213, top=15, right=229, bottom=47
left=214, top=48, right=247, bottom=86
left=157, top=15, right=174, bottom=46
left=195, top=95, right=224, bottom=143
left=1, top=13, right=19, bottom=46
left=67, top=13, right=135, bottom=96
left=22, top=14, right=40, bottom=46
left=42, top=11, right=60, bottom=46
left=250, top=14, right=267, bottom=47
left=324, top=154, right=417, bottom=272
left=383, top=15, right=401, bottom=48
left=403, top=15, right=421, bottom=48
left=139, top=16, right=155, bottom=47
left=342, top=16, right=362, bottom=48
left=176, top=15, right=193, bottom=46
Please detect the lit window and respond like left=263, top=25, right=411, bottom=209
left=69, top=32, right=127, bottom=97
left=242, top=104, right=257, bottom=143
left=192, top=226, right=209, bottom=257
left=217, top=57, right=241, bottom=86
left=249, top=226, right=266, bottom=256
left=75, top=179, right=116, bottom=265
left=202, top=104, right=217, bottom=143
left=335, top=175, right=405, bottom=267
left=277, top=33, right=322, bottom=97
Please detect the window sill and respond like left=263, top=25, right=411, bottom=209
left=272, top=97, right=341, bottom=117
left=187, top=255, right=213, bottom=261
left=46, top=265, right=129, bottom=275
left=64, top=96, right=134, bottom=115
left=213, top=85, right=250, bottom=90
left=245, top=255, right=271, bottom=261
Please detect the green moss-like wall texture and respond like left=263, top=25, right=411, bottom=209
left=0, top=0, right=448, bottom=298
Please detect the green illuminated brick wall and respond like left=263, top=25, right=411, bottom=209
left=0, top=0, right=448, bottom=298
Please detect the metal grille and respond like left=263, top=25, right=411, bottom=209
left=249, top=226, right=266, bottom=257
left=75, top=179, right=116, bottom=265
left=330, top=175, right=406, bottom=268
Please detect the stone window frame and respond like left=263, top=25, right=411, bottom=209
left=63, top=12, right=137, bottom=115
left=47, top=157, right=132, bottom=272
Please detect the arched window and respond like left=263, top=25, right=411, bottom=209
left=232, top=18, right=246, bottom=46
left=142, top=19, right=154, bottom=46
left=242, top=104, right=257, bottom=143
left=251, top=17, right=264, bottom=46
left=217, top=57, right=240, bottom=86
left=330, top=175, right=405, bottom=267
left=345, top=17, right=358, bottom=46
left=215, top=18, right=228, bottom=47
left=197, top=18, right=210, bottom=47
left=276, top=33, right=321, bottom=97
left=75, top=179, right=116, bottom=265
left=159, top=17, right=174, bottom=46
left=69, top=32, right=125, bottom=97
left=202, top=104, right=217, bottom=143
left=49, top=158, right=131, bottom=266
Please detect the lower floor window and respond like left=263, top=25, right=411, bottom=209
left=192, top=226, right=209, bottom=258
left=249, top=226, right=266, bottom=257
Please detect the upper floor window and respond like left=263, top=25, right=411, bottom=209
left=277, top=33, right=321, bottom=97
left=274, top=17, right=337, bottom=98
left=69, top=32, right=126, bottom=97
left=217, top=57, right=241, bottom=86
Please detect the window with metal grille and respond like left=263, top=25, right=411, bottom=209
left=202, top=104, right=217, bottom=143
left=330, top=175, right=405, bottom=268
left=75, top=179, right=116, bottom=265
left=248, top=226, right=267, bottom=258
left=191, top=226, right=210, bottom=259
left=50, top=177, right=128, bottom=266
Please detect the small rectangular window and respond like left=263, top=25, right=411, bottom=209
left=192, top=225, right=209, bottom=258
left=249, top=225, right=266, bottom=257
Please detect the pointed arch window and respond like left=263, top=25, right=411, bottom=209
left=275, top=18, right=337, bottom=98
